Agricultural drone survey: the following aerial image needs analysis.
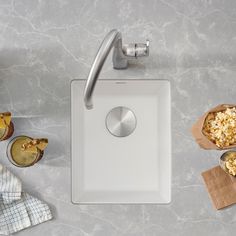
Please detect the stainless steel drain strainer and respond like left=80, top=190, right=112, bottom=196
left=105, top=106, right=137, bottom=137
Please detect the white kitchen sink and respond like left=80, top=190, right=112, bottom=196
left=71, top=79, right=171, bottom=204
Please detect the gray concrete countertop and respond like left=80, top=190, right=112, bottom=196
left=0, top=0, right=236, bottom=235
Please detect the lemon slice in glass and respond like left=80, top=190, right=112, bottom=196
left=23, top=138, right=48, bottom=152
left=0, top=112, right=11, bottom=128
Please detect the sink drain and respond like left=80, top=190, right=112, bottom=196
left=105, top=107, right=137, bottom=137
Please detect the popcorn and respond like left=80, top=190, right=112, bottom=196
left=224, top=152, right=236, bottom=176
left=202, top=107, right=236, bottom=148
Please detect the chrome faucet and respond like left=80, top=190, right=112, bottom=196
left=84, top=29, right=149, bottom=109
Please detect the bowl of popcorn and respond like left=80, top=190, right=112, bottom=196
left=192, top=104, right=236, bottom=150
left=220, top=151, right=236, bottom=176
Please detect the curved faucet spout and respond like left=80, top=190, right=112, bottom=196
left=84, top=29, right=149, bottom=110
left=84, top=29, right=123, bottom=109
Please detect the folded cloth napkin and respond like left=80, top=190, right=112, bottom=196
left=0, top=164, right=52, bottom=235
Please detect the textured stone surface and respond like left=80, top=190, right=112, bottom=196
left=0, top=0, right=236, bottom=235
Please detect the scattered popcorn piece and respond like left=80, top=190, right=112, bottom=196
left=203, top=107, right=236, bottom=148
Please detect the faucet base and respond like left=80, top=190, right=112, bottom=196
left=112, top=48, right=128, bottom=69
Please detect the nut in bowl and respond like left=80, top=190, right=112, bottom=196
left=220, top=151, right=236, bottom=177
left=192, top=104, right=236, bottom=150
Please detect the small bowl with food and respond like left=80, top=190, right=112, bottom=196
left=220, top=151, right=236, bottom=176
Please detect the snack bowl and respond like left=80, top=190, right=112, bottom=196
left=219, top=150, right=236, bottom=177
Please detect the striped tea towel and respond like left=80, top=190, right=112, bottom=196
left=0, top=164, right=52, bottom=235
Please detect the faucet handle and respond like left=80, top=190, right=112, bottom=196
left=136, top=39, right=149, bottom=57
left=123, top=39, right=150, bottom=58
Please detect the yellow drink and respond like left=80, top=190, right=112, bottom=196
left=0, top=111, right=14, bottom=141
left=0, top=128, right=5, bottom=139
left=7, top=136, right=43, bottom=167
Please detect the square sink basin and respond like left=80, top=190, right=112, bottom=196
left=71, top=79, right=171, bottom=204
